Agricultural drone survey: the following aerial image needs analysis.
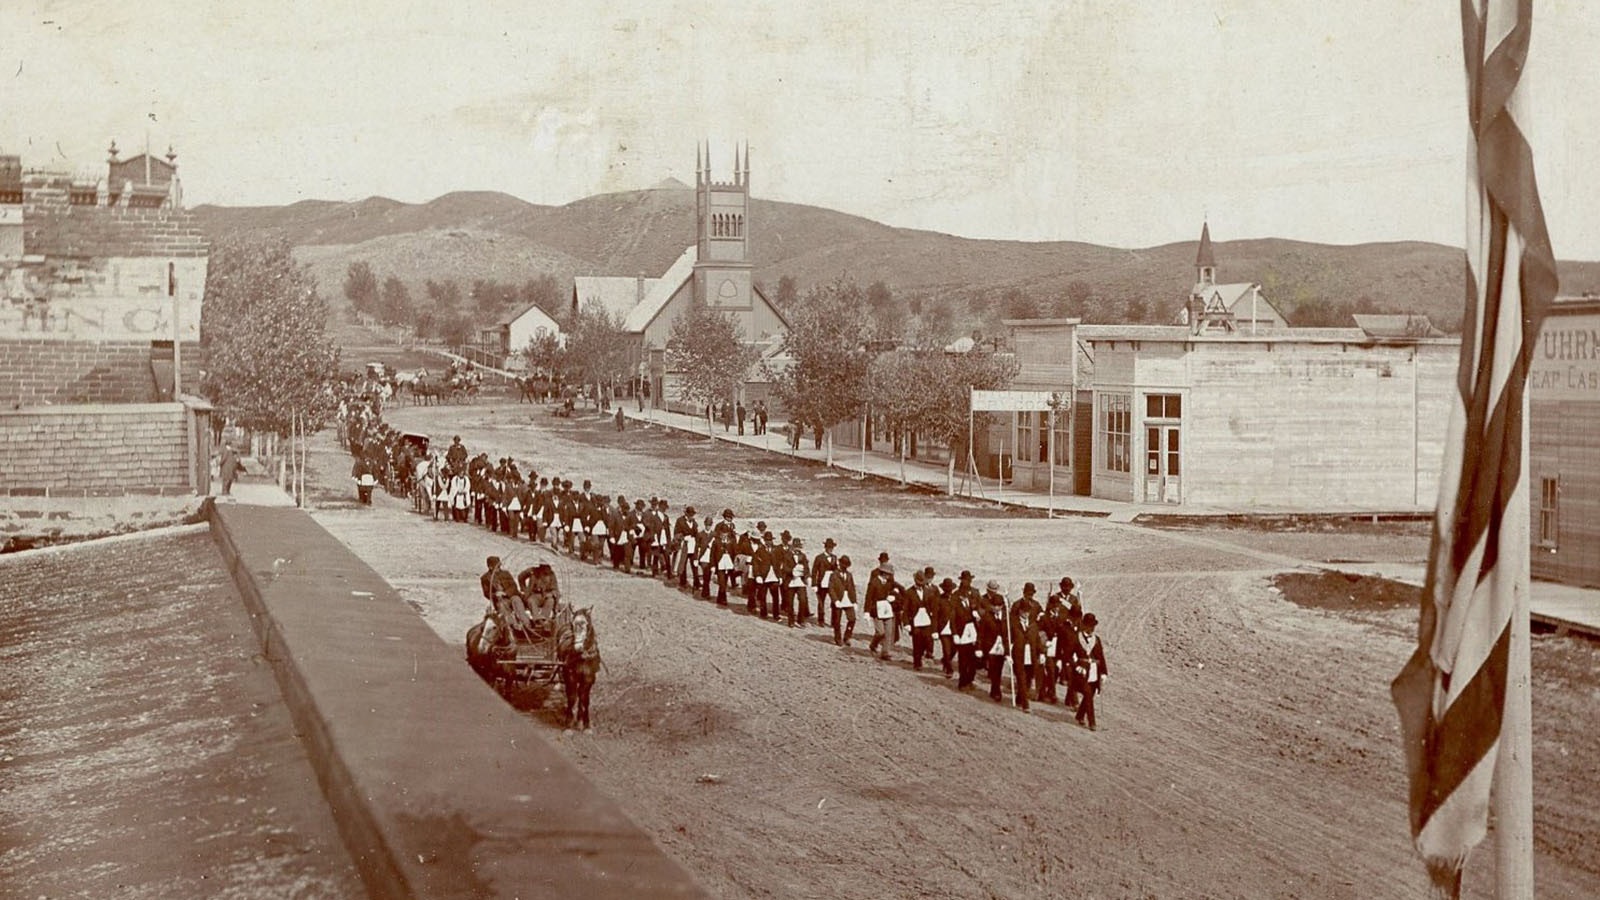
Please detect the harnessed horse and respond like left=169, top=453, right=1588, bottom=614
left=556, top=607, right=601, bottom=730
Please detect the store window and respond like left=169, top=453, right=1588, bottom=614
left=1146, top=393, right=1182, bottom=419
left=1099, top=393, right=1131, bottom=473
left=1052, top=411, right=1071, bottom=466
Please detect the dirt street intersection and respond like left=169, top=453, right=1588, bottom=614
left=305, top=401, right=1600, bottom=900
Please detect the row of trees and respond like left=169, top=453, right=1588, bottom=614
left=343, top=261, right=565, bottom=344
left=763, top=278, right=1018, bottom=470
left=762, top=274, right=1166, bottom=348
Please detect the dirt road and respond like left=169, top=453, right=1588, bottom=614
left=310, top=402, right=1599, bottom=899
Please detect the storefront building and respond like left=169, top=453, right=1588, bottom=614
left=1082, top=324, right=1458, bottom=510
left=1530, top=295, right=1600, bottom=587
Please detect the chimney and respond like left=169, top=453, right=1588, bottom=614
left=636, top=273, right=646, bottom=305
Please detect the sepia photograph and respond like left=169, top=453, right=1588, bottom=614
left=2, top=2, right=1598, bottom=898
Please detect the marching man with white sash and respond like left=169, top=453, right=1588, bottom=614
left=352, top=456, right=378, bottom=505
left=904, top=570, right=937, bottom=671
left=1008, top=583, right=1046, bottom=712
left=449, top=470, right=471, bottom=522
left=977, top=582, right=1010, bottom=703
left=1072, top=613, right=1108, bottom=731
left=712, top=510, right=739, bottom=606
left=695, top=513, right=716, bottom=599
left=783, top=536, right=809, bottom=628
left=672, top=505, right=700, bottom=589
left=865, top=552, right=898, bottom=661
left=810, top=538, right=839, bottom=628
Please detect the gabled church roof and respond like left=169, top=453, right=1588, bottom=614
left=622, top=246, right=698, bottom=333
left=572, top=274, right=659, bottom=322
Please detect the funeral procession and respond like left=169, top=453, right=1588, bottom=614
left=3, top=3, right=1599, bottom=899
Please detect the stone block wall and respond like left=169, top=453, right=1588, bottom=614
left=0, top=338, right=201, bottom=407
left=0, top=403, right=191, bottom=493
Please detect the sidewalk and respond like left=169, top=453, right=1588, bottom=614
left=622, top=407, right=1413, bottom=523
left=213, top=471, right=296, bottom=507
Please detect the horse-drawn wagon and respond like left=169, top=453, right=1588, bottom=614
left=465, top=564, right=599, bottom=728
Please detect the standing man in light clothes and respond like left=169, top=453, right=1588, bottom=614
left=218, top=442, right=243, bottom=496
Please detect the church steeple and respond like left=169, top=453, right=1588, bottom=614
left=1195, top=221, right=1217, bottom=287
left=695, top=141, right=749, bottom=266
left=693, top=142, right=754, bottom=318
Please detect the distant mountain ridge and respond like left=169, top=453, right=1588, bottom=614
left=192, top=186, right=1600, bottom=334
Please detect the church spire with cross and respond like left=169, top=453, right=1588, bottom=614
left=1195, top=220, right=1217, bottom=287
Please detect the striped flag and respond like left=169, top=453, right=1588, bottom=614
left=1390, top=0, right=1558, bottom=894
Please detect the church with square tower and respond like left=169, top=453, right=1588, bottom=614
left=568, top=142, right=790, bottom=409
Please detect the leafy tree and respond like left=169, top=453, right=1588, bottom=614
left=1289, top=298, right=1352, bottom=327
left=765, top=277, right=873, bottom=464
left=343, top=261, right=378, bottom=317
left=379, top=275, right=413, bottom=327
left=866, top=279, right=900, bottom=333
left=472, top=279, right=517, bottom=318
left=519, top=274, right=565, bottom=317
left=1124, top=298, right=1150, bottom=323
left=413, top=309, right=437, bottom=339
left=866, top=343, right=1018, bottom=483
left=202, top=236, right=341, bottom=436
left=866, top=350, right=929, bottom=482
left=562, top=299, right=630, bottom=405
left=437, top=312, right=474, bottom=346
left=1053, top=280, right=1095, bottom=319
left=1002, top=287, right=1036, bottom=320
left=667, top=297, right=759, bottom=429
left=774, top=275, right=799, bottom=311
left=426, top=278, right=462, bottom=313
left=522, top=329, right=565, bottom=379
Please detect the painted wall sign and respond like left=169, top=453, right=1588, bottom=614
left=1530, top=312, right=1600, bottom=400
left=971, top=389, right=1070, bottom=412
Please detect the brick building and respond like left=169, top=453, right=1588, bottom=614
left=1, top=142, right=212, bottom=495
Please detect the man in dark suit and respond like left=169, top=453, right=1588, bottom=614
left=673, top=505, right=700, bottom=588
left=751, top=532, right=780, bottom=620
left=934, top=576, right=957, bottom=678
left=1072, top=613, right=1108, bottom=730
left=811, top=538, right=840, bottom=628
left=829, top=555, right=859, bottom=646
left=950, top=572, right=979, bottom=689
left=976, top=590, right=1010, bottom=703
left=784, top=536, right=809, bottom=628
left=712, top=511, right=739, bottom=606
left=865, top=553, right=898, bottom=661
left=904, top=570, right=937, bottom=671
left=1008, top=583, right=1046, bottom=711
left=480, top=556, right=520, bottom=622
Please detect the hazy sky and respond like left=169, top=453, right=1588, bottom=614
left=2, top=1, right=1596, bottom=256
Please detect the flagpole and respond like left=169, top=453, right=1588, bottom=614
left=1495, top=392, right=1534, bottom=898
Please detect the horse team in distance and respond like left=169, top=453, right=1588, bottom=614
left=391, top=366, right=483, bottom=406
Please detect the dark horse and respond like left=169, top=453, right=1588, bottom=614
left=556, top=607, right=601, bottom=730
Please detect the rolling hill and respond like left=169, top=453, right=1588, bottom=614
left=192, top=185, right=1600, bottom=335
